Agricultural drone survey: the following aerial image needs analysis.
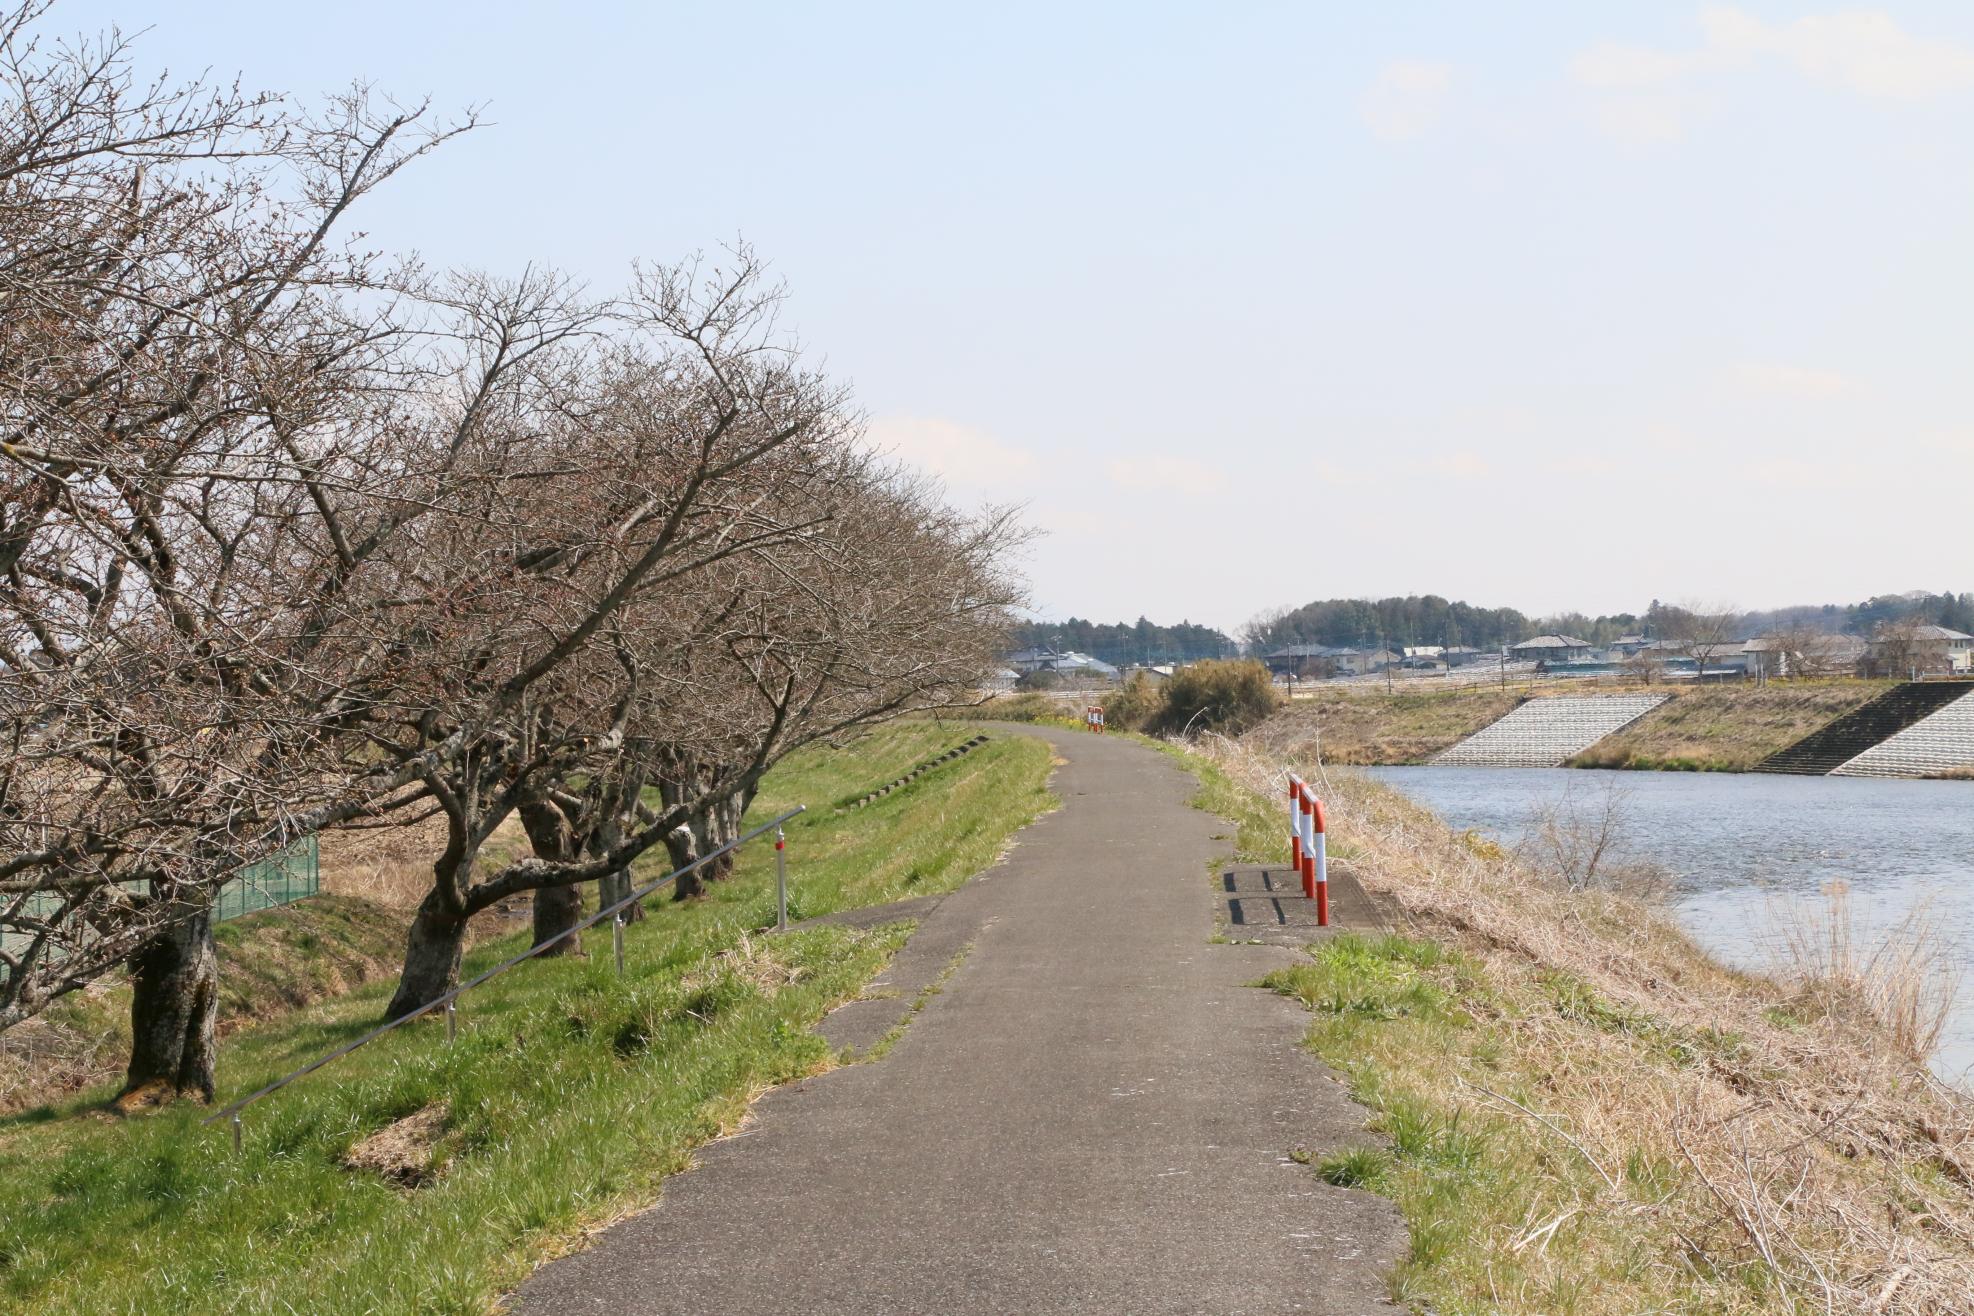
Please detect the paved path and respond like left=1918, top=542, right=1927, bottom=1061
left=516, top=726, right=1404, bottom=1314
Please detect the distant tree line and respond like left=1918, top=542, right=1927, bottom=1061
left=1244, top=596, right=1532, bottom=652
left=1242, top=591, right=1974, bottom=655
left=1007, top=617, right=1234, bottom=666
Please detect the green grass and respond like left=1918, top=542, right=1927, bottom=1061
left=0, top=722, right=1053, bottom=1315
left=1260, top=933, right=1609, bottom=1311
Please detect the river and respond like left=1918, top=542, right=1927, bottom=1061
left=1366, top=766, right=1974, bottom=1083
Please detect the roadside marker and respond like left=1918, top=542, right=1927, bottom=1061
left=1286, top=773, right=1329, bottom=927
left=1288, top=777, right=1303, bottom=873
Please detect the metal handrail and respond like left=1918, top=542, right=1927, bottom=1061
left=204, top=805, right=806, bottom=1143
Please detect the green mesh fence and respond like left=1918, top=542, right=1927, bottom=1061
left=2, top=838, right=320, bottom=977
left=215, top=837, right=320, bottom=922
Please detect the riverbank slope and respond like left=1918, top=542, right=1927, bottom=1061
left=1253, top=679, right=1896, bottom=771
left=1171, top=732, right=1973, bottom=1312
left=1176, top=737, right=1966, bottom=1310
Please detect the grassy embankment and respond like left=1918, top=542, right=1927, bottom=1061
left=0, top=721, right=1053, bottom=1316
left=1252, top=679, right=1900, bottom=772
left=1255, top=688, right=1521, bottom=764
left=1568, top=679, right=1898, bottom=771
left=1, top=896, right=409, bottom=1114
left=1159, top=734, right=1974, bottom=1313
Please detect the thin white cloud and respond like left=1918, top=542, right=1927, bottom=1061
left=1360, top=60, right=1453, bottom=140
left=1572, top=8, right=1974, bottom=140
left=864, top=414, right=1036, bottom=491
left=1105, top=454, right=1227, bottom=494
left=1732, top=363, right=1858, bottom=400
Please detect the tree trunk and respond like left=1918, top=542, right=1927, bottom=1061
left=592, top=793, right=639, bottom=927
left=531, top=884, right=585, bottom=955
left=667, top=822, right=704, bottom=901
left=385, top=893, right=470, bottom=1021
left=518, top=799, right=585, bottom=956
left=114, top=895, right=218, bottom=1111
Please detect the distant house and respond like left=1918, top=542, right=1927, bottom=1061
left=1261, top=644, right=1338, bottom=678
left=1608, top=634, right=1650, bottom=656
left=1333, top=646, right=1400, bottom=676
left=1261, top=644, right=1399, bottom=678
left=983, top=667, right=1021, bottom=691
left=1509, top=635, right=1594, bottom=664
left=1867, top=625, right=1974, bottom=677
left=1441, top=646, right=1489, bottom=668
left=1402, top=645, right=1443, bottom=659
left=1741, top=633, right=1867, bottom=679
left=1008, top=647, right=1119, bottom=680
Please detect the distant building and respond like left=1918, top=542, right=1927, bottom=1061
left=1441, top=646, right=1489, bottom=667
left=1261, top=644, right=1399, bottom=678
left=1509, top=635, right=1594, bottom=663
left=1866, top=625, right=1974, bottom=677
left=1333, top=646, right=1400, bottom=676
left=1608, top=634, right=1651, bottom=656
left=1740, top=634, right=1867, bottom=679
left=1261, top=644, right=1339, bottom=678
left=1008, top=647, right=1119, bottom=680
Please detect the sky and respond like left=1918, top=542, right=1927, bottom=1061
left=57, top=1, right=1974, bottom=633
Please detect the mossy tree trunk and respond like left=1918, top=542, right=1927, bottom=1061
left=115, top=894, right=219, bottom=1111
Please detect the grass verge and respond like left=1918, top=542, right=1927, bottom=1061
left=0, top=722, right=1053, bottom=1315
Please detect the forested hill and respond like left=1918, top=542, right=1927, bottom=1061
left=1248, top=596, right=1532, bottom=651
left=1007, top=618, right=1236, bottom=665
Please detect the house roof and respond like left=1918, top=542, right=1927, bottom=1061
left=1510, top=634, right=1592, bottom=650
left=1914, top=625, right=1974, bottom=642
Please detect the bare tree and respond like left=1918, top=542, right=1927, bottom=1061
left=0, top=0, right=473, bottom=1104
left=1867, top=615, right=1934, bottom=680
left=1662, top=601, right=1743, bottom=679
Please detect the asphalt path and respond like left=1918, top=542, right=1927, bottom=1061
left=514, top=725, right=1405, bottom=1314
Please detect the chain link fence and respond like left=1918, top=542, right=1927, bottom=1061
left=2, top=838, right=320, bottom=978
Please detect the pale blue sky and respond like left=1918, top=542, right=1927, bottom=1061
left=67, top=2, right=1974, bottom=630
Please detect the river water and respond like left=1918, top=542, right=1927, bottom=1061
left=1366, top=766, right=1974, bottom=1083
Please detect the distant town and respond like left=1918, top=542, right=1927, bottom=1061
left=1002, top=590, right=1974, bottom=689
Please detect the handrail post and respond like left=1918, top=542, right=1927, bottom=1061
left=774, top=825, right=788, bottom=932
left=231, top=1112, right=242, bottom=1155
left=445, top=999, right=456, bottom=1043
left=613, top=912, right=626, bottom=974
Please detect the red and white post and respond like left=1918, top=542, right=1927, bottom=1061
left=1287, top=773, right=1328, bottom=925
left=1309, top=797, right=1329, bottom=927
left=1287, top=776, right=1303, bottom=874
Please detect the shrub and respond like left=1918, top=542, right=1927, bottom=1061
left=1014, top=668, right=1063, bottom=691
left=1101, top=672, right=1164, bottom=732
left=1149, top=659, right=1280, bottom=737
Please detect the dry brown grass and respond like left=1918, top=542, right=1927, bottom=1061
left=318, top=813, right=453, bottom=908
left=1569, top=680, right=1897, bottom=771
left=1253, top=687, right=1522, bottom=764
left=1199, top=733, right=1974, bottom=1312
left=1764, top=882, right=1963, bottom=1065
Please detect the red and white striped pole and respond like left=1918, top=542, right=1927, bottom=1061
left=1298, top=790, right=1315, bottom=901
left=1287, top=776, right=1303, bottom=875
left=1307, top=796, right=1329, bottom=927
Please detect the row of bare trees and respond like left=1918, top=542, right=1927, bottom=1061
left=0, top=3, right=1020, bottom=1107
